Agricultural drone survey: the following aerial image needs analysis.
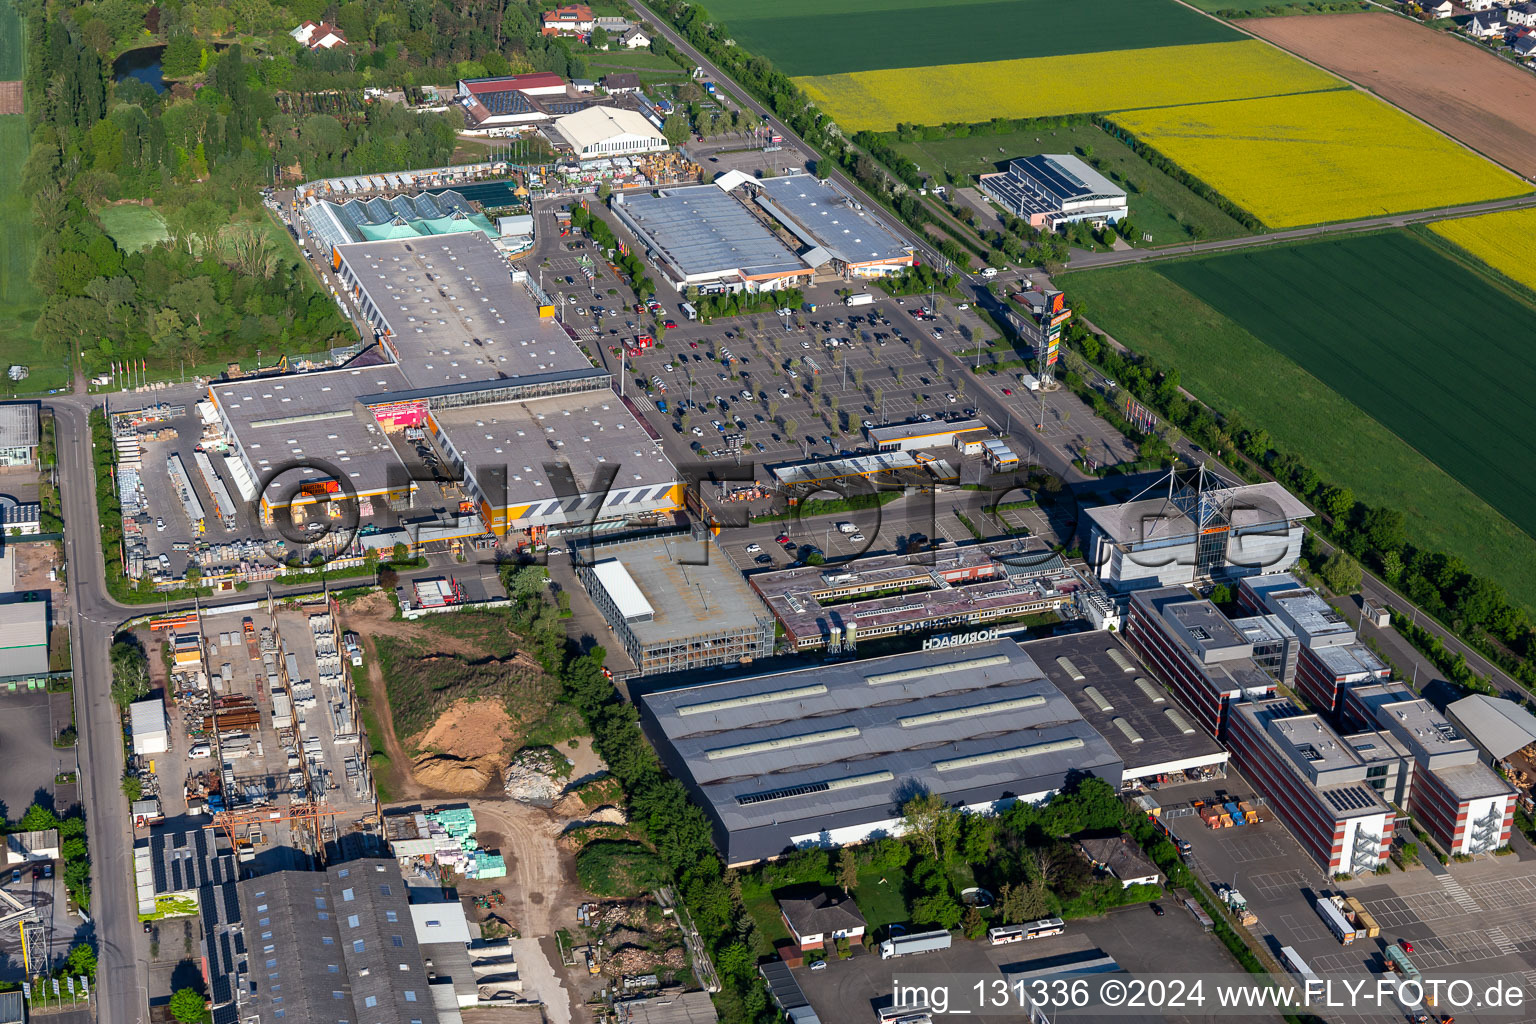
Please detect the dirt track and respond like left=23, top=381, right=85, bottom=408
left=1239, top=12, right=1536, bottom=177
left=469, top=798, right=577, bottom=937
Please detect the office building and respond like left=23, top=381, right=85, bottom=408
left=1083, top=469, right=1312, bottom=592
left=979, top=154, right=1128, bottom=229
left=1226, top=699, right=1395, bottom=875
left=1125, top=586, right=1275, bottom=737
left=1345, top=683, right=1515, bottom=856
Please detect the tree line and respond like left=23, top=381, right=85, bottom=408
left=1061, top=315, right=1536, bottom=694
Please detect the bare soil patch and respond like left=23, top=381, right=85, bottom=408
left=0, top=82, right=21, bottom=115
left=416, top=696, right=518, bottom=761
left=1238, top=12, right=1536, bottom=177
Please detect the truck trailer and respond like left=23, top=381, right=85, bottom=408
left=845, top=293, right=874, bottom=307
left=879, top=930, right=952, bottom=959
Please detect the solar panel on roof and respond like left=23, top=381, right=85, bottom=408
left=482, top=90, right=534, bottom=115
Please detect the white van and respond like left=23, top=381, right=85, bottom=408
left=188, top=744, right=212, bottom=759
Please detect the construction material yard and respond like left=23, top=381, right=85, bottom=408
left=1238, top=12, right=1536, bottom=178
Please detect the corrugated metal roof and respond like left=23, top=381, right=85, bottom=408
left=1449, top=693, right=1536, bottom=760
left=591, top=558, right=655, bottom=622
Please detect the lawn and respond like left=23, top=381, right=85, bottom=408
left=587, top=50, right=689, bottom=72
left=97, top=205, right=170, bottom=253
left=1110, top=90, right=1532, bottom=227
left=1060, top=237, right=1536, bottom=611
left=739, top=860, right=911, bottom=956
left=797, top=39, right=1341, bottom=133
left=892, top=124, right=1249, bottom=245
left=711, top=0, right=1240, bottom=77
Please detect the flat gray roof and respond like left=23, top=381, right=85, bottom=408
left=1085, top=481, right=1313, bottom=547
left=1312, top=641, right=1389, bottom=679
left=0, top=403, right=38, bottom=449
left=639, top=639, right=1121, bottom=843
left=1021, top=633, right=1227, bottom=781
left=586, top=534, right=770, bottom=647
left=211, top=365, right=411, bottom=500
left=431, top=388, right=676, bottom=512
left=1242, top=573, right=1356, bottom=647
left=617, top=185, right=806, bottom=278
left=337, top=233, right=585, bottom=388
left=866, top=417, right=986, bottom=446
left=753, top=175, right=912, bottom=266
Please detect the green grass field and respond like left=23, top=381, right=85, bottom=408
left=0, top=114, right=55, bottom=391
left=1060, top=235, right=1536, bottom=611
left=892, top=125, right=1248, bottom=245
left=703, top=0, right=1240, bottom=77
left=587, top=50, right=688, bottom=72
left=97, top=205, right=169, bottom=253
left=0, top=0, right=22, bottom=81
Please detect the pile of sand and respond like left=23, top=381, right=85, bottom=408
left=415, top=697, right=517, bottom=762
left=411, top=752, right=501, bottom=794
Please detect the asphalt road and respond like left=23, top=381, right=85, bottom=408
left=49, top=399, right=142, bottom=1024
left=1062, top=191, right=1536, bottom=269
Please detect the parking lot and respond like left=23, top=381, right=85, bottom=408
left=0, top=678, right=75, bottom=821
left=794, top=901, right=1242, bottom=1024
left=1161, top=773, right=1536, bottom=1024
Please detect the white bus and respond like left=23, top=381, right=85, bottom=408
left=1279, top=946, right=1318, bottom=983
left=681, top=301, right=698, bottom=321
left=988, top=919, right=1065, bottom=945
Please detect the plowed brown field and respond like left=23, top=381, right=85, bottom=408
left=1238, top=12, right=1536, bottom=177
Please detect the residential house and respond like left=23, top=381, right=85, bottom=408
left=1515, top=31, right=1536, bottom=55
left=572, top=78, right=596, bottom=94
left=1507, top=1, right=1536, bottom=25
left=1078, top=835, right=1162, bottom=888
left=604, top=72, right=643, bottom=94
left=1421, top=0, right=1455, bottom=16
left=1467, top=9, right=1506, bottom=35
left=1462, top=0, right=1497, bottom=10
left=620, top=25, right=652, bottom=48
left=778, top=892, right=867, bottom=951
left=542, top=3, right=595, bottom=35
left=290, top=20, right=347, bottom=49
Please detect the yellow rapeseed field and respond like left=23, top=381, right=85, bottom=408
left=1113, top=91, right=1532, bottom=227
left=1430, top=208, right=1536, bottom=293
left=793, top=40, right=1341, bottom=132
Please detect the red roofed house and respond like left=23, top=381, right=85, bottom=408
left=290, top=21, right=347, bottom=49
left=541, top=4, right=595, bottom=35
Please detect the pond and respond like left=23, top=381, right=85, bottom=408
left=113, top=44, right=167, bottom=93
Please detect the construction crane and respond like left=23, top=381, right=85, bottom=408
left=0, top=887, right=45, bottom=974
left=209, top=801, right=339, bottom=862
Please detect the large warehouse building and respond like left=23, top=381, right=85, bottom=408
left=1023, top=634, right=1228, bottom=788
left=612, top=184, right=813, bottom=294
left=576, top=532, right=775, bottom=678
left=1083, top=468, right=1313, bottom=591
left=553, top=105, right=667, bottom=160
left=211, top=229, right=682, bottom=544
left=749, top=174, right=915, bottom=278
left=638, top=639, right=1123, bottom=864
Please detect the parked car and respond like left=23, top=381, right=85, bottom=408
left=745, top=543, right=762, bottom=553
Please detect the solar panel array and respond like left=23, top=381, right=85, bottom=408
left=1324, top=785, right=1378, bottom=812
left=481, top=89, right=534, bottom=115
